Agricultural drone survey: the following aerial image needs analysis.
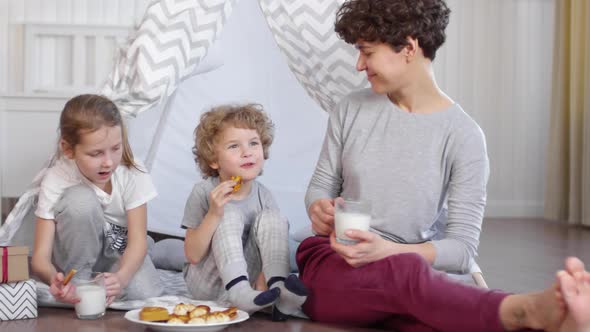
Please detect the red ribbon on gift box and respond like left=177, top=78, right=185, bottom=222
left=1, top=247, right=7, bottom=283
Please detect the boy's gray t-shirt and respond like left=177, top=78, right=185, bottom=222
left=305, top=89, right=490, bottom=273
left=182, top=177, right=278, bottom=236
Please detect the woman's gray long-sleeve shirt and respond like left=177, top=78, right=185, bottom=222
left=305, top=89, right=489, bottom=273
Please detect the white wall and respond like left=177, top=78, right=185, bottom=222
left=0, top=0, right=150, bottom=220
left=0, top=0, right=555, bottom=231
left=437, top=0, right=554, bottom=217
left=0, top=0, right=150, bottom=95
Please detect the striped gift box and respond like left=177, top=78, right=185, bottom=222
left=0, top=279, right=37, bottom=320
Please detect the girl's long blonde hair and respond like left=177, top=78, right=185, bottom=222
left=58, top=94, right=139, bottom=170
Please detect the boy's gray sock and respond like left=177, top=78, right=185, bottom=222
left=269, top=274, right=308, bottom=316
left=226, top=277, right=280, bottom=314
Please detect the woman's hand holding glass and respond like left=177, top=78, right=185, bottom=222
left=329, top=230, right=395, bottom=268
left=309, top=198, right=336, bottom=235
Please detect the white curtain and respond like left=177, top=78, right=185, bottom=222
left=544, top=0, right=590, bottom=226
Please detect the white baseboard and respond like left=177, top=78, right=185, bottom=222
left=485, top=200, right=544, bottom=218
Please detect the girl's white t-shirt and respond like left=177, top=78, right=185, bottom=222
left=35, top=157, right=157, bottom=228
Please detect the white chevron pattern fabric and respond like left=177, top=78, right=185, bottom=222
left=258, top=0, right=369, bottom=112
left=101, top=0, right=236, bottom=117
left=0, top=280, right=37, bottom=321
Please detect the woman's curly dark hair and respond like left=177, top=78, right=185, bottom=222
left=335, top=0, right=451, bottom=60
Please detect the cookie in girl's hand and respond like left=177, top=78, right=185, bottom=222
left=63, top=269, right=77, bottom=285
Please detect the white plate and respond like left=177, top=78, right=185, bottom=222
left=124, top=306, right=249, bottom=332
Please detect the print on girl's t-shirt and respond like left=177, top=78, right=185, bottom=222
left=105, top=223, right=128, bottom=254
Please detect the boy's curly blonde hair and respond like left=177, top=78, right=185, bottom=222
left=193, top=104, right=274, bottom=178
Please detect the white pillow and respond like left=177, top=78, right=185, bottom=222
left=150, top=239, right=187, bottom=271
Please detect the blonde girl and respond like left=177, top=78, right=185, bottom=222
left=31, top=94, right=162, bottom=305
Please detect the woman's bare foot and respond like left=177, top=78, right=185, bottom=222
left=499, top=284, right=566, bottom=332
left=557, top=257, right=590, bottom=332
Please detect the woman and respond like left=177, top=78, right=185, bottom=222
left=297, top=1, right=576, bottom=331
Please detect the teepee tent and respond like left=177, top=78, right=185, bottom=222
left=101, top=0, right=368, bottom=236
left=0, top=0, right=368, bottom=243
left=93, top=0, right=485, bottom=285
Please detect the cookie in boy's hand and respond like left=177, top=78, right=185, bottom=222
left=231, top=176, right=242, bottom=192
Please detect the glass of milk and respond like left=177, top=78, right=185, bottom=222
left=334, top=199, right=371, bottom=245
left=73, top=272, right=106, bottom=319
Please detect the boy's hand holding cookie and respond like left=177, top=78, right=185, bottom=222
left=208, top=177, right=242, bottom=217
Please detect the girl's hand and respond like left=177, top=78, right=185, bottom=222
left=103, top=272, right=126, bottom=305
left=309, top=198, right=336, bottom=236
left=208, top=179, right=240, bottom=217
left=329, top=230, right=393, bottom=268
left=48, top=272, right=80, bottom=304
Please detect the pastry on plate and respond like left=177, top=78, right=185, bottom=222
left=189, top=305, right=211, bottom=318
left=139, top=306, right=170, bottom=322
